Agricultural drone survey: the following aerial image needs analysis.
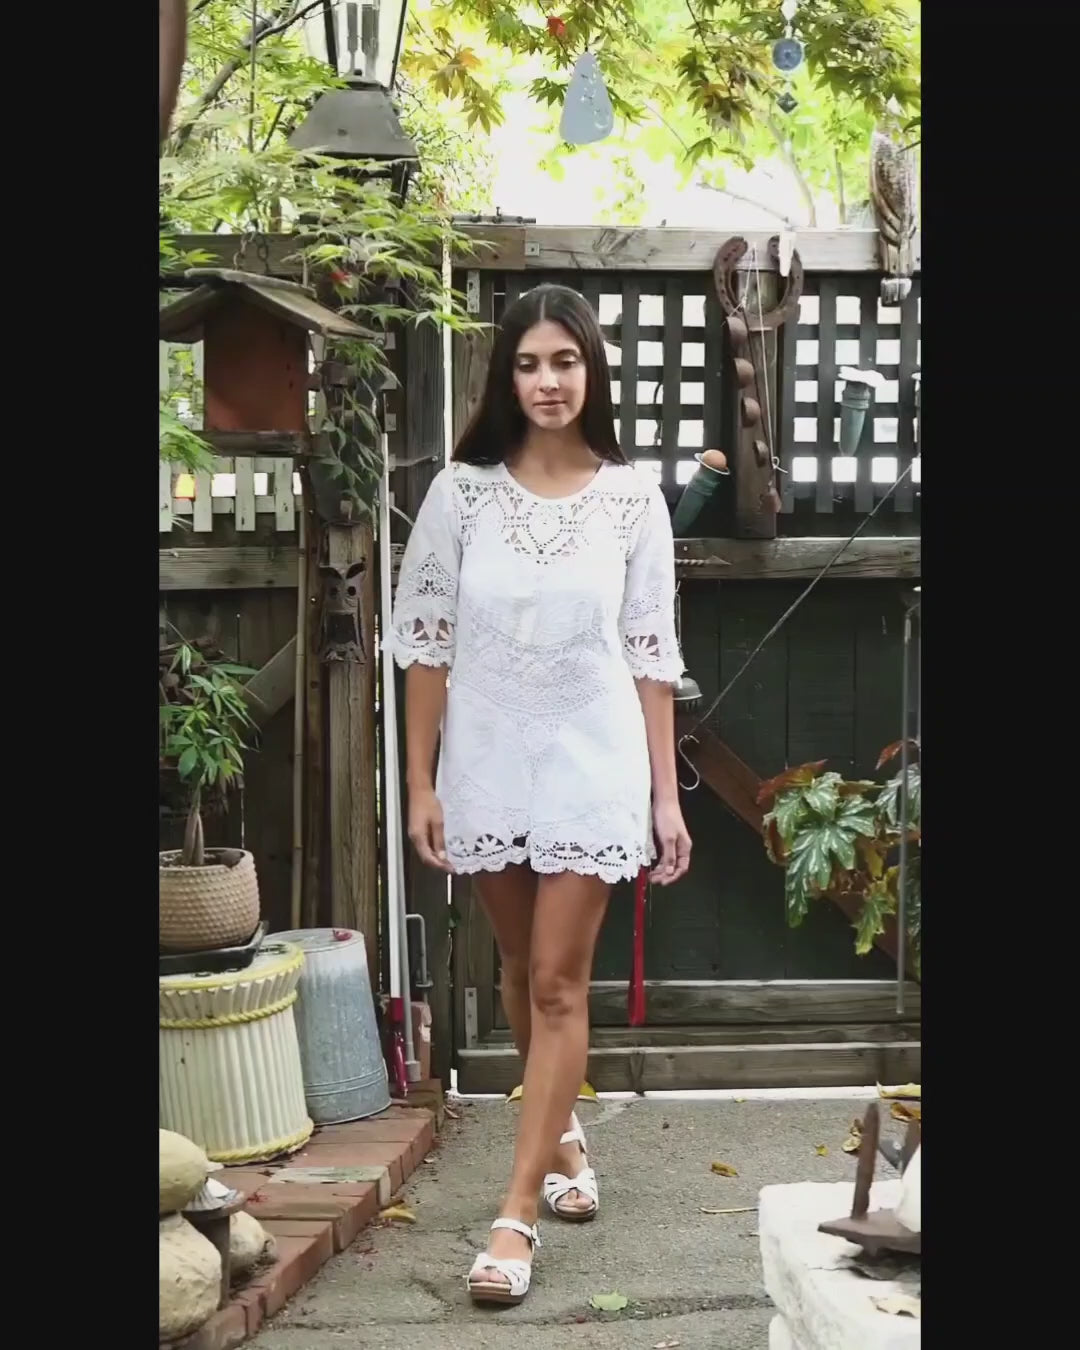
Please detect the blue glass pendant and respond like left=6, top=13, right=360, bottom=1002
left=560, top=52, right=615, bottom=146
left=772, top=37, right=804, bottom=73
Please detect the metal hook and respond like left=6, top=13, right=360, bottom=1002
left=677, top=734, right=701, bottom=792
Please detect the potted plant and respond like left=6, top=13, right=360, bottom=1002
left=756, top=740, right=921, bottom=976
left=159, top=638, right=260, bottom=953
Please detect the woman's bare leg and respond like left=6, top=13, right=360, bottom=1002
left=479, top=872, right=611, bottom=1280
left=474, top=865, right=537, bottom=1063
left=475, top=868, right=593, bottom=1209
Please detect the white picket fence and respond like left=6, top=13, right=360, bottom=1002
left=160, top=341, right=302, bottom=535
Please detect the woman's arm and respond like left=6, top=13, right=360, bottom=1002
left=405, top=666, right=452, bottom=871
left=620, top=486, right=692, bottom=884
left=389, top=468, right=460, bottom=873
left=636, top=678, right=691, bottom=884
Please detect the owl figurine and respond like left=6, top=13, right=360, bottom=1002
left=318, top=560, right=366, bottom=663
left=869, top=126, right=918, bottom=304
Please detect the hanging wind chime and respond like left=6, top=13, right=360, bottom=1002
left=772, top=0, right=804, bottom=115
left=545, top=14, right=615, bottom=146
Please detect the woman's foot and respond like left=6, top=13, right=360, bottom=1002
left=544, top=1114, right=599, bottom=1220
left=467, top=1216, right=540, bottom=1304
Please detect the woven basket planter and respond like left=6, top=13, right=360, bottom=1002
left=160, top=847, right=260, bottom=953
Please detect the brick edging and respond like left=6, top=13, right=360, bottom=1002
left=165, top=1087, right=442, bottom=1350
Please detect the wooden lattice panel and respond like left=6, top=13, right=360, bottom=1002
left=779, top=274, right=921, bottom=516
left=482, top=268, right=920, bottom=520
left=495, top=271, right=724, bottom=495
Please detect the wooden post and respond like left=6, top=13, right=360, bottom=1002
left=325, top=519, right=379, bottom=981
left=397, top=314, right=453, bottom=1086
left=734, top=271, right=780, bottom=539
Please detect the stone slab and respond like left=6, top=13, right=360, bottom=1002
left=758, top=1181, right=920, bottom=1350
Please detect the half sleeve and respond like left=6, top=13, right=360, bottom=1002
left=389, top=466, right=460, bottom=669
left=619, top=485, right=684, bottom=685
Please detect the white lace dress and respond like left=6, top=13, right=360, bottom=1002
left=390, top=460, right=683, bottom=883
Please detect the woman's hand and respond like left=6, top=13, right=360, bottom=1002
left=408, top=785, right=453, bottom=873
left=651, top=797, right=692, bottom=885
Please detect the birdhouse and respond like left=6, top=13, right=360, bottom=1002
left=158, top=268, right=372, bottom=442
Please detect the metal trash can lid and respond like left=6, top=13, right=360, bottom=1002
left=274, top=928, right=366, bottom=956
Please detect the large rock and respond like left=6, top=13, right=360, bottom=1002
left=159, top=1214, right=221, bottom=1342
left=160, top=1130, right=211, bottom=1215
left=229, top=1210, right=277, bottom=1277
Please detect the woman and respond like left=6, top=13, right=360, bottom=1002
left=390, top=284, right=691, bottom=1304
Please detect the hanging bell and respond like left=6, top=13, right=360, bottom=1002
left=673, top=671, right=703, bottom=713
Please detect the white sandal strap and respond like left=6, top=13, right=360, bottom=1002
left=543, top=1166, right=599, bottom=1209
left=558, top=1113, right=588, bottom=1151
left=489, top=1217, right=540, bottom=1248
left=467, top=1255, right=532, bottom=1293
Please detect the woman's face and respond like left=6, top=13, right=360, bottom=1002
left=512, top=319, right=588, bottom=431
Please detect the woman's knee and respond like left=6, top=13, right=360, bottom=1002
left=499, top=953, right=531, bottom=999
left=529, top=963, right=588, bottom=1022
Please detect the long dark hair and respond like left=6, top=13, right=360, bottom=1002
left=453, top=283, right=626, bottom=465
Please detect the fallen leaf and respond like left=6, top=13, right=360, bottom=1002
left=815, top=1144, right=828, bottom=1156
left=890, top=1101, right=921, bottom=1123
left=711, top=1161, right=739, bottom=1177
left=590, top=1292, right=629, bottom=1312
left=872, top=1294, right=921, bottom=1318
left=877, top=1082, right=921, bottom=1101
left=733, top=1096, right=746, bottom=1104
left=654, top=1340, right=681, bottom=1348
left=842, top=1119, right=863, bottom=1153
left=378, top=1205, right=416, bottom=1224
left=700, top=1206, right=755, bottom=1215
left=508, top=1080, right=596, bottom=1104
left=444, top=1106, right=460, bottom=1120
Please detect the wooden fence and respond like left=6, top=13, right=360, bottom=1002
left=160, top=225, right=921, bottom=1091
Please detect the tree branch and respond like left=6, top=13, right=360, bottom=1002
left=174, top=0, right=322, bottom=150
left=765, top=113, right=817, bottom=227
left=696, top=180, right=796, bottom=228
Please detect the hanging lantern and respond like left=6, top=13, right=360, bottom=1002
left=292, top=1, right=418, bottom=200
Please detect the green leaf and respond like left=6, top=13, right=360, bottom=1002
left=820, top=822, right=856, bottom=871
left=836, top=798, right=878, bottom=837
left=770, top=791, right=806, bottom=846
left=802, top=772, right=841, bottom=819
left=590, top=1292, right=629, bottom=1312
left=855, top=878, right=897, bottom=955
left=177, top=746, right=198, bottom=779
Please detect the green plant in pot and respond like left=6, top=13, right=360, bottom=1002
left=159, top=639, right=260, bottom=953
left=756, top=740, right=921, bottom=977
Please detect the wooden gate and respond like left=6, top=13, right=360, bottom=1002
left=445, top=225, right=921, bottom=1092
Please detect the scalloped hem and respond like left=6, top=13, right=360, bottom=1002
left=623, top=661, right=685, bottom=687
left=448, top=844, right=654, bottom=886
left=390, top=648, right=454, bottom=671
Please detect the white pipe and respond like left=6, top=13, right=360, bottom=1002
left=378, top=440, right=418, bottom=1079
left=379, top=448, right=402, bottom=1010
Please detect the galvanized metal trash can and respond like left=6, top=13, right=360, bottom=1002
left=274, top=928, right=390, bottom=1124
left=159, top=940, right=313, bottom=1163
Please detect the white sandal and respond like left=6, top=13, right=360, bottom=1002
left=543, top=1114, right=599, bottom=1222
left=466, top=1218, right=540, bottom=1305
